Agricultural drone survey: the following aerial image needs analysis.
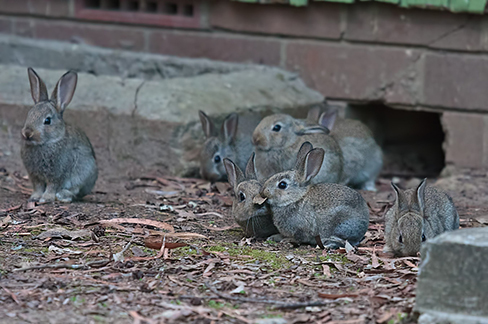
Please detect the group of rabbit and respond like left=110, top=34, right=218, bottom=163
left=19, top=68, right=459, bottom=257
left=198, top=99, right=459, bottom=257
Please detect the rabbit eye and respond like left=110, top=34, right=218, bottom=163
left=272, top=124, right=281, bottom=132
left=278, top=181, right=287, bottom=190
left=422, top=234, right=426, bottom=242
left=398, top=235, right=403, bottom=244
left=214, top=155, right=221, bottom=163
left=44, top=117, right=51, bottom=125
left=239, top=192, right=246, bottom=202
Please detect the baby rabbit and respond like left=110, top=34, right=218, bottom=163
left=223, top=153, right=279, bottom=238
left=199, top=111, right=258, bottom=182
left=318, top=109, right=383, bottom=191
left=252, top=114, right=343, bottom=184
left=21, top=68, right=98, bottom=203
left=384, top=179, right=459, bottom=257
left=255, top=142, right=370, bottom=248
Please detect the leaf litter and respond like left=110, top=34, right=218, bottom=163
left=0, top=167, right=486, bottom=323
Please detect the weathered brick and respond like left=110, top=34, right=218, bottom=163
left=0, top=17, right=11, bottom=33
left=34, top=20, right=145, bottom=51
left=13, top=19, right=35, bottom=38
left=442, top=112, right=485, bottom=168
left=209, top=0, right=342, bottom=39
left=0, top=0, right=71, bottom=17
left=285, top=41, right=420, bottom=103
left=149, top=31, right=281, bottom=65
left=424, top=53, right=488, bottom=110
left=345, top=3, right=481, bottom=52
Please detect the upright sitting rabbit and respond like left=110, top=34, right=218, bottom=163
left=21, top=68, right=98, bottom=203
left=318, top=109, right=383, bottom=191
left=223, top=153, right=279, bottom=238
left=254, top=142, right=370, bottom=248
left=384, top=179, right=459, bottom=256
left=199, top=111, right=259, bottom=182
left=252, top=114, right=343, bottom=184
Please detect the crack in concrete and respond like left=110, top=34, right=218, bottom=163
left=132, top=80, right=146, bottom=117
left=427, top=19, right=470, bottom=47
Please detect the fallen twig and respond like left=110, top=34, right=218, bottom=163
left=12, top=259, right=111, bottom=272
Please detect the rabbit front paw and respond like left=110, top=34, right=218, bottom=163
left=39, top=193, right=56, bottom=203
left=56, top=190, right=74, bottom=203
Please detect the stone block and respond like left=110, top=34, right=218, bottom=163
left=416, top=227, right=488, bottom=323
left=0, top=0, right=71, bottom=17
left=209, top=0, right=342, bottom=39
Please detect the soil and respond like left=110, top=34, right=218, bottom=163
left=0, top=154, right=486, bottom=323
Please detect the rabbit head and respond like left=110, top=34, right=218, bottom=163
left=22, top=68, right=77, bottom=146
left=199, top=111, right=239, bottom=182
left=258, top=142, right=324, bottom=207
left=224, top=153, right=276, bottom=237
left=387, top=179, right=428, bottom=256
left=252, top=114, right=328, bottom=151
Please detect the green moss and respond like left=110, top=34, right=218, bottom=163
left=207, top=244, right=291, bottom=270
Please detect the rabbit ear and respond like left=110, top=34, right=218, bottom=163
left=391, top=182, right=409, bottom=212
left=27, top=68, right=49, bottom=104
left=199, top=111, right=217, bottom=138
left=295, top=125, right=330, bottom=136
left=51, top=70, right=77, bottom=115
left=222, top=113, right=238, bottom=144
left=306, top=106, right=321, bottom=123
left=245, top=153, right=257, bottom=180
left=297, top=148, right=324, bottom=184
left=415, top=178, right=428, bottom=218
left=295, top=141, right=313, bottom=169
left=319, top=110, right=338, bottom=131
left=223, top=158, right=244, bottom=189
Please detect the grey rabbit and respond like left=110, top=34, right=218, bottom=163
left=223, top=153, right=279, bottom=238
left=318, top=109, right=383, bottom=191
left=21, top=68, right=98, bottom=203
left=384, top=179, right=459, bottom=257
left=252, top=114, right=344, bottom=184
left=199, top=111, right=258, bottom=182
left=254, top=142, right=370, bottom=248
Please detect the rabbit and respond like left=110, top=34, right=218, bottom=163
left=198, top=111, right=259, bottom=182
left=318, top=109, right=383, bottom=191
left=254, top=142, right=370, bottom=248
left=383, top=178, right=459, bottom=257
left=252, top=114, right=344, bottom=184
left=20, top=68, right=98, bottom=203
left=223, top=153, right=279, bottom=238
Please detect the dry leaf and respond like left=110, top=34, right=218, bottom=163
left=99, top=218, right=174, bottom=233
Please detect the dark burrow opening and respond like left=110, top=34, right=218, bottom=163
left=346, top=103, right=445, bottom=178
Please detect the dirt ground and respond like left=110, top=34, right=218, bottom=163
left=0, top=154, right=487, bottom=324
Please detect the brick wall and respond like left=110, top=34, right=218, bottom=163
left=0, top=0, right=487, bottom=168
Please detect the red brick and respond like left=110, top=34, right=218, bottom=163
left=0, top=0, right=70, bottom=17
left=149, top=31, right=281, bottom=65
left=285, top=41, right=420, bottom=103
left=35, top=20, right=145, bottom=51
left=13, top=19, right=35, bottom=38
left=0, top=17, right=11, bottom=33
left=210, top=0, right=342, bottom=39
left=442, top=112, right=485, bottom=168
left=345, top=3, right=481, bottom=51
left=423, top=53, right=488, bottom=111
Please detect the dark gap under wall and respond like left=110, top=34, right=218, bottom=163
left=346, top=103, right=445, bottom=178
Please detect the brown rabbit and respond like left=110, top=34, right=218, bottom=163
left=252, top=114, right=344, bottom=184
left=21, top=68, right=98, bottom=203
left=199, top=111, right=259, bottom=182
left=384, top=179, right=459, bottom=257
left=255, top=142, right=370, bottom=248
left=318, top=109, right=383, bottom=191
left=223, top=153, right=279, bottom=238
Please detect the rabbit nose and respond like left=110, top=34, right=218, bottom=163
left=22, top=128, right=33, bottom=140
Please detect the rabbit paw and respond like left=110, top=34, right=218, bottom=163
left=266, top=234, right=284, bottom=242
left=56, top=190, right=74, bottom=203
left=361, top=180, right=377, bottom=192
left=39, top=193, right=56, bottom=203
left=28, top=193, right=42, bottom=202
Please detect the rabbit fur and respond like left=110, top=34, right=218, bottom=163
left=255, top=142, right=370, bottom=248
left=21, top=68, right=98, bottom=203
left=199, top=111, right=259, bottom=182
left=383, top=178, right=459, bottom=257
left=252, top=114, right=344, bottom=184
left=318, top=109, right=383, bottom=191
left=223, top=153, right=279, bottom=238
